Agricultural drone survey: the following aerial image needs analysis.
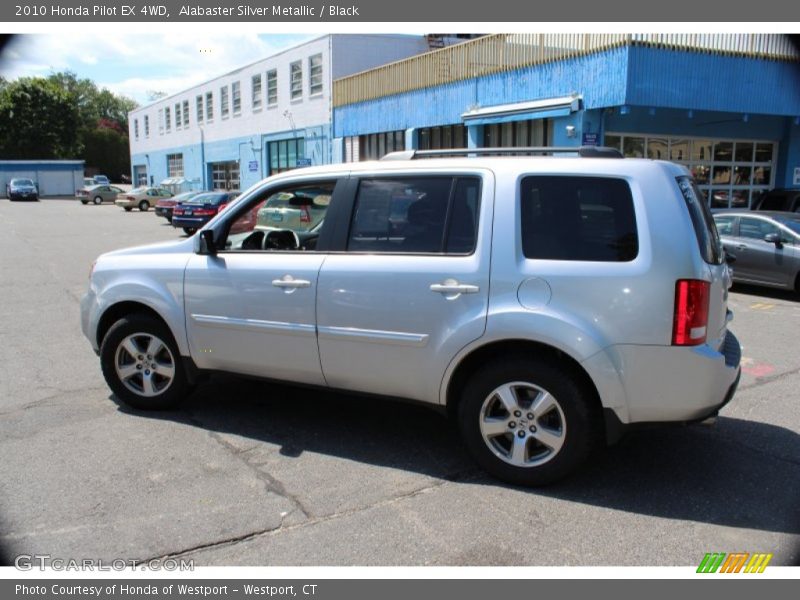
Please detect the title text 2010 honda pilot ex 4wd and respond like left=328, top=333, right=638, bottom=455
left=81, top=147, right=741, bottom=485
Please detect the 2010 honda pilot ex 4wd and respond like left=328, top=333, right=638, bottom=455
left=81, top=147, right=741, bottom=486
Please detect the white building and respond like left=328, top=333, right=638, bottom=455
left=128, top=34, right=431, bottom=192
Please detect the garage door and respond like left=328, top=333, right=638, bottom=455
left=37, top=169, right=77, bottom=196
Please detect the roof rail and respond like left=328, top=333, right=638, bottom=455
left=380, top=146, right=623, bottom=160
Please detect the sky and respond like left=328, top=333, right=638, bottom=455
left=0, top=32, right=315, bottom=106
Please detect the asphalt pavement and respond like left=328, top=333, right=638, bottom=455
left=0, top=198, right=798, bottom=566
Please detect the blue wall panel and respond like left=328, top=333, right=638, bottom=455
left=626, top=47, right=800, bottom=115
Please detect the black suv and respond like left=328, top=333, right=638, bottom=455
left=752, top=188, right=800, bottom=212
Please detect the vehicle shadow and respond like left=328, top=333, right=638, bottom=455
left=112, top=376, right=800, bottom=536
left=731, top=282, right=798, bottom=302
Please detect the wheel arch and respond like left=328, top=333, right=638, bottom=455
left=444, top=339, right=603, bottom=422
left=96, top=301, right=175, bottom=352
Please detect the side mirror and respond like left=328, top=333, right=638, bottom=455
left=199, top=229, right=217, bottom=256
left=764, top=232, right=783, bottom=248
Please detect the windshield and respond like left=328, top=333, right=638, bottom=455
left=776, top=216, right=800, bottom=236
left=12, top=179, right=34, bottom=186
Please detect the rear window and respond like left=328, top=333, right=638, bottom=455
left=520, top=176, right=638, bottom=262
left=192, top=193, right=229, bottom=205
left=676, top=177, right=723, bottom=264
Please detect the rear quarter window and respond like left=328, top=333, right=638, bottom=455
left=520, top=176, right=638, bottom=262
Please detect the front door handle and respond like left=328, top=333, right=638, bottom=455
left=272, top=276, right=311, bottom=289
left=430, top=279, right=480, bottom=295
left=735, top=244, right=747, bottom=251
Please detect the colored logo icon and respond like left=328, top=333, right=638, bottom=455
left=697, top=552, right=773, bottom=573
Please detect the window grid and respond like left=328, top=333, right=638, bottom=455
left=267, top=70, right=278, bottom=106
left=133, top=119, right=139, bottom=140
left=144, top=115, right=149, bottom=138
left=174, top=103, right=182, bottom=129
left=205, top=92, right=213, bottom=121
left=182, top=100, right=189, bottom=128
left=605, top=133, right=776, bottom=209
left=196, top=95, right=203, bottom=124
left=232, top=81, right=241, bottom=115
left=165, top=107, right=171, bottom=132
left=251, top=74, right=262, bottom=110
left=166, top=153, right=184, bottom=177
left=220, top=86, right=229, bottom=118
left=290, top=61, right=302, bottom=101
left=309, top=54, right=323, bottom=96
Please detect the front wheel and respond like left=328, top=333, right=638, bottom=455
left=138, top=200, right=150, bottom=211
left=458, top=357, right=602, bottom=486
left=183, top=227, right=196, bottom=235
left=80, top=199, right=88, bottom=205
left=100, top=314, right=188, bottom=410
left=124, top=207, right=133, bottom=212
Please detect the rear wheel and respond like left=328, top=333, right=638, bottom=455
left=100, top=314, right=188, bottom=410
left=458, top=356, right=602, bottom=486
left=93, top=195, right=103, bottom=205
left=138, top=200, right=150, bottom=211
left=80, top=199, right=88, bottom=205
left=183, top=227, right=196, bottom=235
left=124, top=207, right=133, bottom=212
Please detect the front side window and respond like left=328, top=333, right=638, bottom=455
left=309, top=54, right=323, bottom=96
left=712, top=215, right=735, bottom=236
left=290, top=61, right=302, bottom=100
left=224, top=181, right=337, bottom=251
left=348, top=177, right=481, bottom=254
left=738, top=217, right=779, bottom=240
left=520, top=176, right=638, bottom=262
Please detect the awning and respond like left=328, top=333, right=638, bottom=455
left=461, top=95, right=582, bottom=126
left=160, top=177, right=188, bottom=186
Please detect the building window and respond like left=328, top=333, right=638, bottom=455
left=251, top=74, right=262, bottom=110
left=290, top=61, right=302, bottom=101
left=268, top=138, right=305, bottom=175
left=418, top=125, right=467, bottom=150
left=309, top=54, right=323, bottom=96
left=196, top=95, right=203, bottom=124
left=165, top=107, right=171, bottom=132
left=182, top=100, right=189, bottom=128
left=158, top=109, right=164, bottom=135
left=483, top=119, right=550, bottom=148
left=210, top=160, right=240, bottom=191
left=357, top=130, right=405, bottom=161
left=133, top=118, right=139, bottom=141
left=221, top=86, right=229, bottom=118
left=166, top=153, right=184, bottom=177
left=267, top=69, right=278, bottom=106
left=605, top=133, right=776, bottom=209
left=205, top=92, right=213, bottom=121
left=232, top=81, right=241, bottom=115
left=174, top=103, right=182, bottom=129
left=144, top=115, right=149, bottom=137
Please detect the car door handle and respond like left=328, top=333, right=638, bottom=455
left=430, top=280, right=480, bottom=294
left=735, top=244, right=747, bottom=251
left=272, top=276, right=311, bottom=289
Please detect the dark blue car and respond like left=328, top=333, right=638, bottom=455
left=6, top=178, right=39, bottom=201
left=172, top=191, right=239, bottom=235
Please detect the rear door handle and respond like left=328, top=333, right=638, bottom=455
left=272, top=276, right=311, bottom=289
left=430, top=280, right=480, bottom=295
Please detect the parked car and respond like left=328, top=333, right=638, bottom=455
left=81, top=148, right=741, bottom=486
left=155, top=191, right=204, bottom=223
left=751, top=188, right=800, bottom=213
left=6, top=178, right=39, bottom=201
left=115, top=187, right=173, bottom=212
left=713, top=211, right=800, bottom=292
left=76, top=184, right=126, bottom=205
left=171, top=191, right=239, bottom=234
left=93, top=175, right=110, bottom=185
left=83, top=177, right=95, bottom=187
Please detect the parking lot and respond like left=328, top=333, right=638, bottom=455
left=0, top=197, right=798, bottom=567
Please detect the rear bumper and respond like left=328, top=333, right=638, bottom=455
left=155, top=207, right=173, bottom=218
left=172, top=216, right=211, bottom=229
left=605, top=330, right=741, bottom=425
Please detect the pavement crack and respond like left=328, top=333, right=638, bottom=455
left=184, top=410, right=312, bottom=519
left=738, top=365, right=800, bottom=392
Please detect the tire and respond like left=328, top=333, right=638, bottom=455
left=124, top=207, right=133, bottom=212
left=457, top=356, right=602, bottom=486
left=100, top=314, right=188, bottom=410
left=183, top=227, right=196, bottom=235
left=138, top=200, right=150, bottom=211
left=80, top=200, right=88, bottom=205
left=93, top=196, right=103, bottom=205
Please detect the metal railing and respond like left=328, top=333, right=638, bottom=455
left=333, top=34, right=800, bottom=107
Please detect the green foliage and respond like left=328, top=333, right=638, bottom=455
left=0, top=71, right=138, bottom=179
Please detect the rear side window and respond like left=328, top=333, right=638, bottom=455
left=676, top=177, right=723, bottom=264
left=520, top=176, right=638, bottom=262
left=348, top=176, right=481, bottom=254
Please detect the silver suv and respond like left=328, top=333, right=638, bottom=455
left=81, top=148, right=741, bottom=485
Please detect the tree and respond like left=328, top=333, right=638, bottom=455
left=0, top=78, right=80, bottom=159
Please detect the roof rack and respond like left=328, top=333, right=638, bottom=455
left=380, top=146, right=623, bottom=160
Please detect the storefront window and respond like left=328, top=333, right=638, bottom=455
left=609, top=133, right=776, bottom=209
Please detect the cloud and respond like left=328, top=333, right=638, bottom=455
left=0, top=32, right=314, bottom=104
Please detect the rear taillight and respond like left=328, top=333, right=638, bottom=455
left=193, top=208, right=215, bottom=216
left=672, top=279, right=710, bottom=346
